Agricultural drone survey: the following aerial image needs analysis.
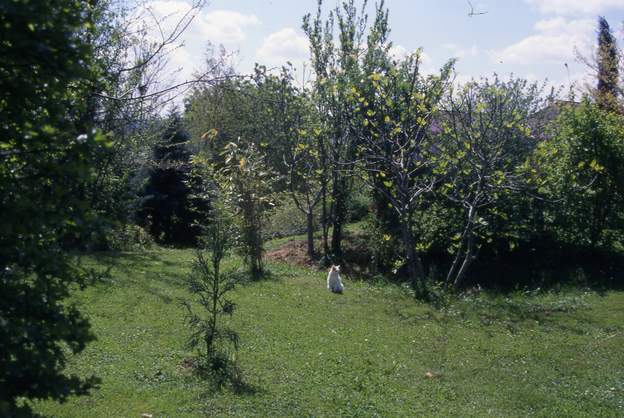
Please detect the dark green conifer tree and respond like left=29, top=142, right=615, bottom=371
left=140, top=111, right=203, bottom=246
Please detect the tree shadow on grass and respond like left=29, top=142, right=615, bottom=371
left=96, top=250, right=284, bottom=290
left=182, top=357, right=261, bottom=396
left=85, top=250, right=191, bottom=290
left=426, top=288, right=614, bottom=338
left=146, top=285, right=174, bottom=304
left=90, top=250, right=186, bottom=273
left=228, top=268, right=281, bottom=288
left=4, top=403, right=50, bottom=418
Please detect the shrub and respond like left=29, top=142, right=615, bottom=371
left=107, top=224, right=155, bottom=251
left=182, top=208, right=241, bottom=387
left=221, top=141, right=275, bottom=278
left=347, top=187, right=372, bottom=223
left=264, top=196, right=319, bottom=239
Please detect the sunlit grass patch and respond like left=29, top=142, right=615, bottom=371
left=32, top=247, right=624, bottom=417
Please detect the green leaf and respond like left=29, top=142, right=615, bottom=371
left=41, top=124, right=56, bottom=135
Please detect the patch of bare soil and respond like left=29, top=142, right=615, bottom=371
left=266, top=233, right=375, bottom=277
left=266, top=240, right=315, bottom=266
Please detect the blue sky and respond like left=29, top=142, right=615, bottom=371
left=146, top=0, right=624, bottom=91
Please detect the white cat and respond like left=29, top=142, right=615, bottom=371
left=327, top=265, right=344, bottom=293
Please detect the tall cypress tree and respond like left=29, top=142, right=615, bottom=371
left=596, top=16, right=620, bottom=113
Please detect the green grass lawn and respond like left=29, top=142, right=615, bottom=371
left=31, top=247, right=623, bottom=417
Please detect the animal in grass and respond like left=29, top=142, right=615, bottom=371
left=327, top=265, right=344, bottom=293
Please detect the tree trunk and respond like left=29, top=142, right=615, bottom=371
left=306, top=210, right=315, bottom=259
left=209, top=265, right=219, bottom=357
left=399, top=218, right=425, bottom=291
left=321, top=178, right=329, bottom=258
left=331, top=220, right=343, bottom=259
left=453, top=230, right=475, bottom=289
left=331, top=176, right=348, bottom=260
left=590, top=188, right=611, bottom=249
left=444, top=224, right=470, bottom=290
left=317, top=134, right=329, bottom=260
left=446, top=205, right=476, bottom=290
left=444, top=241, right=464, bottom=290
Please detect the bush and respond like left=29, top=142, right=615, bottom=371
left=107, top=224, right=155, bottom=251
left=362, top=213, right=402, bottom=275
left=537, top=101, right=624, bottom=250
left=221, top=141, right=274, bottom=278
left=347, top=188, right=372, bottom=223
left=82, top=223, right=154, bottom=252
left=264, top=196, right=316, bottom=239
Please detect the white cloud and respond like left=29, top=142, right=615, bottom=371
left=453, top=73, right=476, bottom=86
left=389, top=44, right=409, bottom=61
left=490, top=17, right=594, bottom=65
left=387, top=46, right=435, bottom=74
left=133, top=1, right=191, bottom=42
left=144, top=3, right=259, bottom=47
left=388, top=45, right=432, bottom=66
left=165, top=44, right=195, bottom=83
left=525, top=0, right=624, bottom=15
left=442, top=43, right=479, bottom=59
left=135, top=3, right=261, bottom=80
left=145, top=0, right=187, bottom=16
left=198, top=10, right=259, bottom=44
left=420, top=51, right=433, bottom=67
left=255, top=27, right=310, bottom=68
